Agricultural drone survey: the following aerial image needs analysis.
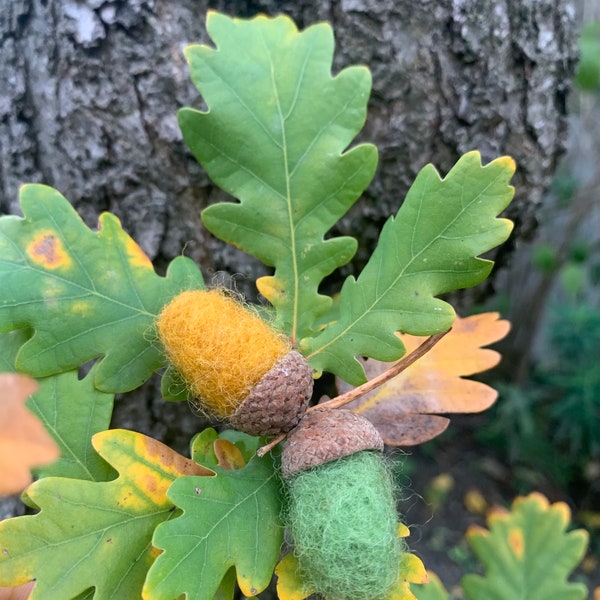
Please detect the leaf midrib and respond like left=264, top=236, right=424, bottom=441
left=0, top=257, right=157, bottom=320
left=306, top=170, right=503, bottom=359
left=156, top=467, right=278, bottom=593
left=28, top=379, right=99, bottom=482
left=263, top=33, right=301, bottom=343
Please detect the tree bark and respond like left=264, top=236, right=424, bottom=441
left=0, top=1, right=578, bottom=448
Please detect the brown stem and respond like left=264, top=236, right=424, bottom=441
left=256, top=329, right=450, bottom=456
left=308, top=329, right=450, bottom=413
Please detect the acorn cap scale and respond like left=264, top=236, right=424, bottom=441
left=228, top=350, right=313, bottom=436
left=281, top=409, right=384, bottom=478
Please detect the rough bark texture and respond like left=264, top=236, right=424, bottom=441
left=0, top=1, right=578, bottom=453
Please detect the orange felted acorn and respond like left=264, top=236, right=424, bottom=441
left=156, top=289, right=313, bottom=436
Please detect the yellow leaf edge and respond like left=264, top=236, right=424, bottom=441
left=466, top=491, right=590, bottom=550
left=275, top=523, right=427, bottom=600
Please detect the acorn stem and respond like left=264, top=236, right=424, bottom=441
left=256, top=329, right=450, bottom=457
left=257, top=432, right=287, bottom=457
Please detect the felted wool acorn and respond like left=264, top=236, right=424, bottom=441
left=156, top=289, right=313, bottom=435
left=281, top=409, right=406, bottom=600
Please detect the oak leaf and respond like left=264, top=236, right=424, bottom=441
left=1, top=330, right=114, bottom=483
left=462, top=493, right=588, bottom=599
left=0, top=429, right=212, bottom=599
left=303, top=153, right=515, bottom=384
left=337, top=313, right=510, bottom=445
left=180, top=12, right=377, bottom=343
left=144, top=430, right=282, bottom=600
left=0, top=184, right=204, bottom=393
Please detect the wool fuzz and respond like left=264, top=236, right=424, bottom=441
left=156, top=289, right=289, bottom=417
left=284, top=451, right=405, bottom=600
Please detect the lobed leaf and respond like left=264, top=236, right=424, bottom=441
left=27, top=365, right=115, bottom=482
left=190, top=427, right=263, bottom=469
left=462, top=493, right=589, bottom=600
left=0, top=429, right=212, bottom=599
left=179, top=12, right=377, bottom=343
left=144, top=431, right=282, bottom=600
left=303, top=151, right=515, bottom=384
left=0, top=184, right=204, bottom=393
left=388, top=553, right=429, bottom=600
left=338, top=313, right=510, bottom=445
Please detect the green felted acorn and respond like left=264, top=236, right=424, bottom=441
left=281, top=409, right=407, bottom=600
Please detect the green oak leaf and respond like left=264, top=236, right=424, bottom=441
left=462, top=493, right=588, bottom=600
left=160, top=364, right=190, bottom=402
left=0, top=429, right=213, bottom=599
left=1, top=330, right=114, bottom=481
left=0, top=184, right=204, bottom=392
left=0, top=329, right=29, bottom=371
left=144, top=434, right=282, bottom=600
left=302, top=151, right=515, bottom=384
left=214, top=567, right=237, bottom=600
left=179, top=11, right=377, bottom=343
left=190, top=426, right=222, bottom=469
left=28, top=365, right=115, bottom=482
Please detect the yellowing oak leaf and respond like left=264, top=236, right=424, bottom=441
left=388, top=553, right=428, bottom=600
left=0, top=374, right=59, bottom=495
left=462, top=493, right=589, bottom=600
left=0, top=429, right=213, bottom=599
left=337, top=313, right=510, bottom=445
left=275, top=553, right=313, bottom=600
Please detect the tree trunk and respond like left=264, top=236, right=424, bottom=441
left=0, top=1, right=578, bottom=448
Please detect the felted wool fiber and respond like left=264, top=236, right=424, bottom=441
left=284, top=451, right=405, bottom=600
left=156, top=289, right=289, bottom=417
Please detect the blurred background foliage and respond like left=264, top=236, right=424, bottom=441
left=474, top=0, right=600, bottom=574
left=482, top=5, right=599, bottom=497
left=406, top=6, right=600, bottom=593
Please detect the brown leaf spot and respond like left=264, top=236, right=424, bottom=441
left=214, top=439, right=246, bottom=470
left=144, top=474, right=159, bottom=497
left=27, top=232, right=72, bottom=270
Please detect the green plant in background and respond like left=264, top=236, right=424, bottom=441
left=479, top=277, right=600, bottom=536
left=479, top=16, right=600, bottom=500
left=543, top=301, right=600, bottom=458
left=575, top=21, right=600, bottom=92
left=480, top=212, right=600, bottom=491
left=412, top=494, right=589, bottom=600
left=0, top=10, right=591, bottom=600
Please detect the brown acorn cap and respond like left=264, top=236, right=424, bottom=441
left=281, top=408, right=384, bottom=478
left=228, top=350, right=313, bottom=436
